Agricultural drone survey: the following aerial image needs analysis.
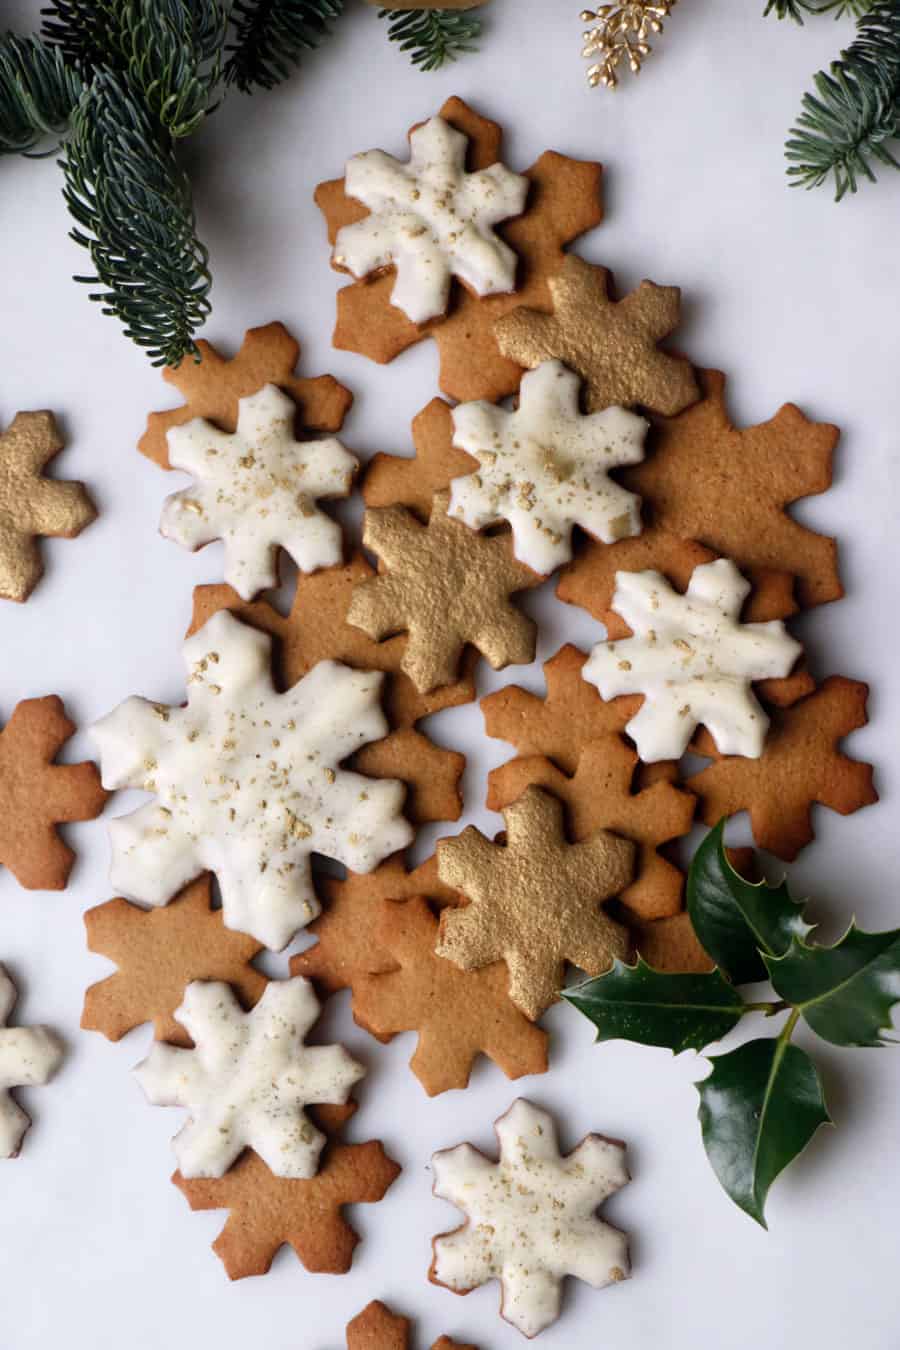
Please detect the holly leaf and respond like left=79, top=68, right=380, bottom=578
left=765, top=924, right=900, bottom=1047
left=697, top=1036, right=830, bottom=1227
left=563, top=959, right=746, bottom=1055
left=688, top=821, right=812, bottom=985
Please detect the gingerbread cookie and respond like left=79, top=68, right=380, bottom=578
left=437, top=786, right=634, bottom=1020
left=135, top=976, right=364, bottom=1179
left=0, top=695, right=106, bottom=891
left=91, top=610, right=413, bottom=949
left=139, top=321, right=351, bottom=470
left=352, top=897, right=549, bottom=1095
left=160, top=383, right=357, bottom=600
left=0, top=964, right=64, bottom=1158
left=344, top=1301, right=477, bottom=1350
left=448, top=360, right=647, bottom=573
left=364, top=397, right=477, bottom=518
left=348, top=492, right=540, bottom=693
left=189, top=564, right=470, bottom=825
left=81, top=875, right=267, bottom=1047
left=317, top=97, right=604, bottom=402
left=174, top=1101, right=401, bottom=1279
left=430, top=1098, right=630, bottom=1338
left=494, top=255, right=698, bottom=417
left=582, top=559, right=803, bottom=761
left=0, top=410, right=96, bottom=603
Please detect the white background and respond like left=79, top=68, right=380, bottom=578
left=2, top=1, right=899, bottom=1346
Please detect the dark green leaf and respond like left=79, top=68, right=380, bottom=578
left=766, top=924, right=900, bottom=1046
left=563, top=959, right=746, bottom=1055
left=687, top=822, right=811, bottom=985
left=697, top=1036, right=830, bottom=1226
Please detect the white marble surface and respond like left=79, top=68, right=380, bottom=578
left=2, top=1, right=898, bottom=1347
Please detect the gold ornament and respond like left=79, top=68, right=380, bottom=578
left=580, top=2, right=677, bottom=89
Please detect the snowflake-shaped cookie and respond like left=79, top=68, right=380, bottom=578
left=583, top=559, right=803, bottom=762
left=91, top=610, right=413, bottom=950
left=449, top=360, right=646, bottom=574
left=0, top=964, right=64, bottom=1158
left=135, top=976, right=364, bottom=1179
left=160, top=384, right=357, bottom=601
left=430, top=1098, right=630, bottom=1339
left=334, top=115, right=529, bottom=324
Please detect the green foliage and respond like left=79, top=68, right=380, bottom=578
left=687, top=820, right=811, bottom=985
left=225, top=0, right=344, bottom=92
left=764, top=1, right=874, bottom=21
left=697, top=1032, right=830, bottom=1227
left=40, top=0, right=124, bottom=74
left=565, top=820, right=900, bottom=1226
left=767, top=924, right=900, bottom=1045
left=786, top=0, right=900, bottom=198
left=61, top=72, right=211, bottom=366
left=116, top=1, right=228, bottom=138
left=564, top=960, right=746, bottom=1055
left=0, top=34, right=82, bottom=155
left=379, top=7, right=482, bottom=71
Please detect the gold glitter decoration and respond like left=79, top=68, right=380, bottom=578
left=580, top=2, right=677, bottom=90
left=347, top=492, right=540, bottom=694
left=436, top=785, right=634, bottom=1020
left=494, top=255, right=698, bottom=417
left=0, top=411, right=96, bottom=603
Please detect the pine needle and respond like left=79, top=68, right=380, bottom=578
left=0, top=34, right=82, bottom=155
left=379, top=8, right=481, bottom=71
left=225, top=0, right=344, bottom=92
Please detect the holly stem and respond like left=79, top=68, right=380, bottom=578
left=742, top=999, right=793, bottom=1016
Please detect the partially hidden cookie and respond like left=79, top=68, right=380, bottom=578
left=0, top=963, right=64, bottom=1158
left=139, top=320, right=352, bottom=470
left=333, top=111, right=528, bottom=323
left=174, top=1100, right=401, bottom=1279
left=316, top=97, right=604, bottom=402
left=91, top=609, right=413, bottom=949
left=430, top=1098, right=629, bottom=1338
left=0, top=410, right=96, bottom=603
left=135, top=976, right=364, bottom=1179
left=189, top=562, right=471, bottom=825
left=448, top=360, right=647, bottom=574
left=352, top=897, right=549, bottom=1096
left=494, top=254, right=699, bottom=417
left=0, top=695, right=106, bottom=891
left=160, top=383, right=358, bottom=600
left=345, top=1301, right=477, bottom=1350
left=363, top=397, right=477, bottom=519
left=348, top=492, right=540, bottom=694
left=582, top=559, right=803, bottom=762
left=558, top=369, right=842, bottom=621
left=687, top=676, right=877, bottom=860
left=436, top=786, right=634, bottom=1020
left=81, top=874, right=267, bottom=1047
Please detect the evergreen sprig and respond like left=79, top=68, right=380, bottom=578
left=61, top=72, right=212, bottom=366
left=786, top=0, right=900, bottom=197
left=117, top=1, right=227, bottom=138
left=0, top=34, right=82, bottom=155
left=379, top=7, right=482, bottom=71
left=225, top=0, right=344, bottom=92
left=764, top=0, right=874, bottom=21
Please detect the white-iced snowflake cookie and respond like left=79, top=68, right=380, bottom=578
left=430, top=1099, right=630, bottom=1339
left=91, top=609, right=413, bottom=950
left=160, top=384, right=357, bottom=601
left=449, top=360, right=646, bottom=574
left=583, top=558, right=803, bottom=762
left=335, top=115, right=529, bottom=325
left=0, top=964, right=63, bottom=1158
left=135, top=976, right=363, bottom=1179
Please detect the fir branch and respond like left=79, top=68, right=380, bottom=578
left=117, top=1, right=228, bottom=138
left=785, top=0, right=900, bottom=197
left=225, top=0, right=344, bottom=93
left=40, top=1, right=124, bottom=75
left=379, top=7, right=481, bottom=71
left=0, top=34, right=82, bottom=155
left=764, top=0, right=874, bottom=20
left=61, top=72, right=212, bottom=366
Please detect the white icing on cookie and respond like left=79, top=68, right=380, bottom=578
left=335, top=115, right=528, bottom=324
left=583, top=558, right=803, bottom=762
left=160, top=384, right=357, bottom=601
left=91, top=609, right=413, bottom=950
left=0, top=964, right=63, bottom=1159
left=134, top=976, right=363, bottom=1179
left=449, top=360, right=646, bottom=574
left=432, top=1099, right=630, bottom=1339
